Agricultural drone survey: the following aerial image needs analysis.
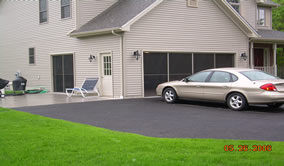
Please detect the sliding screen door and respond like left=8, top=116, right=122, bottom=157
left=53, top=55, right=74, bottom=92
left=143, top=52, right=167, bottom=97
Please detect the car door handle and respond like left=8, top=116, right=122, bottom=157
left=223, top=86, right=229, bottom=88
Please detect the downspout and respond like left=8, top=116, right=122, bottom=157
left=249, top=38, right=254, bottom=69
left=112, top=30, right=124, bottom=98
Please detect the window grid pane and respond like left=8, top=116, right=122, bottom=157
left=103, top=56, right=112, bottom=76
left=29, top=48, right=35, bottom=64
left=257, top=8, right=265, bottom=26
left=40, top=11, right=47, bottom=23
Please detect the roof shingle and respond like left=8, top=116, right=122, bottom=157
left=257, top=0, right=280, bottom=7
left=257, top=29, right=284, bottom=41
left=72, top=0, right=158, bottom=35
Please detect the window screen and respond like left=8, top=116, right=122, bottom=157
left=194, top=54, right=214, bottom=73
left=169, top=53, right=192, bottom=81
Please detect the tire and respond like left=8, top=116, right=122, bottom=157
left=162, top=88, right=178, bottom=103
left=227, top=93, right=248, bottom=111
left=267, top=103, right=283, bottom=108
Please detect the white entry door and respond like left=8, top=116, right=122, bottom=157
left=100, top=53, right=113, bottom=97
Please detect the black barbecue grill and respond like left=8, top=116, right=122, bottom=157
left=0, top=78, right=9, bottom=89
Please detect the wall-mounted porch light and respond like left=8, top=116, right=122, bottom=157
left=240, top=52, right=247, bottom=61
left=133, top=50, right=141, bottom=60
left=89, top=55, right=96, bottom=63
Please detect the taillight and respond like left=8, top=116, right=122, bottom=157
left=260, top=83, right=277, bottom=91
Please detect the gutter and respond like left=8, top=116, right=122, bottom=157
left=251, top=38, right=284, bottom=43
left=112, top=30, right=124, bottom=99
left=69, top=27, right=122, bottom=37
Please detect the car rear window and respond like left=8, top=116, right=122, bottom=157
left=240, top=71, right=278, bottom=81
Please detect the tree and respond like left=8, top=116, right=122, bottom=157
left=272, top=0, right=284, bottom=32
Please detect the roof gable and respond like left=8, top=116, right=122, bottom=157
left=214, top=0, right=259, bottom=38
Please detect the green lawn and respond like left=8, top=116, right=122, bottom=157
left=0, top=108, right=284, bottom=166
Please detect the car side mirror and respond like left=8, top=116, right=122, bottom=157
left=183, top=78, right=190, bottom=83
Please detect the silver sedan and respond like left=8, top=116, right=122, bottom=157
left=156, top=68, right=284, bottom=111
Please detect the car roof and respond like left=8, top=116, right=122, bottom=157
left=206, top=68, right=256, bottom=72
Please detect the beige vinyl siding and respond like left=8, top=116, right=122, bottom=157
left=123, top=0, right=249, bottom=97
left=0, top=1, right=121, bottom=97
left=77, top=0, right=118, bottom=27
left=75, top=35, right=121, bottom=98
left=0, top=0, right=77, bottom=90
left=240, top=0, right=257, bottom=29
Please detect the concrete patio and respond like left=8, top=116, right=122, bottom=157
left=0, top=93, right=113, bottom=108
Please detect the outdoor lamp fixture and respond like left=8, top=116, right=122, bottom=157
left=240, top=52, right=247, bottom=61
left=89, top=55, right=96, bottom=63
left=133, top=50, right=141, bottom=60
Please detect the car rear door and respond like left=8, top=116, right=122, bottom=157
left=202, top=71, right=233, bottom=101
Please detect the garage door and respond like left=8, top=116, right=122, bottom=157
left=143, top=52, right=234, bottom=96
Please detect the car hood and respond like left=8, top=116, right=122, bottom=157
left=160, top=80, right=181, bottom=86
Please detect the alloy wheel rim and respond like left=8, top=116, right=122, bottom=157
left=230, top=95, right=243, bottom=109
left=165, top=90, right=174, bottom=102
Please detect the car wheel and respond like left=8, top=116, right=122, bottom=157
left=227, top=93, right=248, bottom=111
left=267, top=103, right=283, bottom=108
left=163, top=88, right=177, bottom=103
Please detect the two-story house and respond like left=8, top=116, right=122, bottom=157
left=0, top=0, right=284, bottom=98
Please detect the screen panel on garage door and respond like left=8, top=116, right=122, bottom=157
left=194, top=53, right=214, bottom=73
left=216, top=54, right=234, bottom=68
left=144, top=52, right=167, bottom=97
left=169, top=53, right=192, bottom=81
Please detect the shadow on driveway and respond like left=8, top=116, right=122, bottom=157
left=15, top=98, right=284, bottom=141
left=177, top=99, right=284, bottom=113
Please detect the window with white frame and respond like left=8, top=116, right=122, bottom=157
left=39, top=0, right=47, bottom=23
left=227, top=0, right=240, bottom=13
left=29, top=48, right=35, bottom=64
left=257, top=8, right=265, bottom=26
left=61, top=0, right=71, bottom=19
left=187, top=0, right=199, bottom=8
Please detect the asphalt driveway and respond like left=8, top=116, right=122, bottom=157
left=15, top=98, right=284, bottom=141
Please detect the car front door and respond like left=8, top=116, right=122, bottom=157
left=176, top=71, right=212, bottom=99
left=202, top=71, right=233, bottom=101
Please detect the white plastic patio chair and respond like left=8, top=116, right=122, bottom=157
left=66, top=78, right=100, bottom=98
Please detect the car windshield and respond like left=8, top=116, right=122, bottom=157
left=240, top=70, right=278, bottom=81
